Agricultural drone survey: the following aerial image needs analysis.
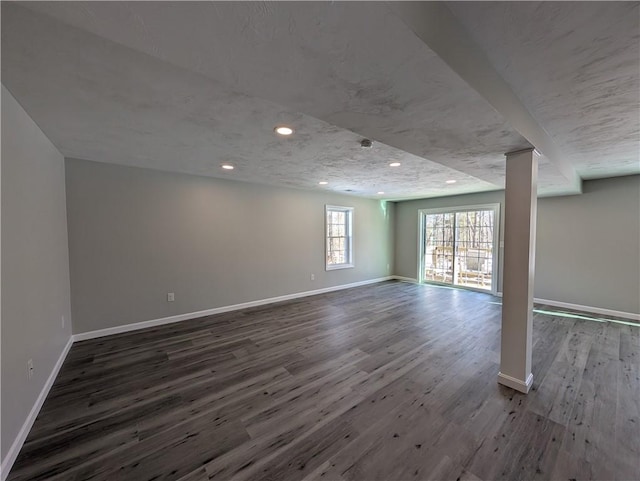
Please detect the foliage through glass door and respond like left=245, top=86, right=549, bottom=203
left=421, top=208, right=496, bottom=291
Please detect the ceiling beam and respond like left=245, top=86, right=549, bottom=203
left=388, top=2, right=582, bottom=194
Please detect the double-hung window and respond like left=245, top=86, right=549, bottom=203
left=325, top=205, right=354, bottom=270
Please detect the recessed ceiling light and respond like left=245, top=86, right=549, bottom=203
left=377, top=191, right=385, bottom=195
left=274, top=126, right=294, bottom=136
left=389, top=162, right=401, bottom=167
left=221, top=164, right=234, bottom=170
left=319, top=181, right=328, bottom=185
left=445, top=179, right=457, bottom=184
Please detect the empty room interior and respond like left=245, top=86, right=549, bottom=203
left=1, top=2, right=639, bottom=480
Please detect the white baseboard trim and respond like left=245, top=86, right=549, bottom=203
left=1, top=336, right=74, bottom=481
left=533, top=298, right=640, bottom=322
left=392, top=276, right=418, bottom=283
left=497, top=372, right=533, bottom=394
left=73, top=276, right=395, bottom=342
left=491, top=292, right=638, bottom=322
left=3, top=279, right=635, bottom=479
left=2, top=277, right=395, bottom=478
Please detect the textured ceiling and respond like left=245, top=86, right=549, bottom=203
left=2, top=2, right=638, bottom=200
left=448, top=1, right=640, bottom=180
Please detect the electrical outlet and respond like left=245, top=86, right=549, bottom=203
left=167, top=292, right=175, bottom=302
left=27, top=359, right=34, bottom=380
left=310, top=274, right=315, bottom=281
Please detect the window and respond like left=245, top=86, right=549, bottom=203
left=419, top=204, right=500, bottom=293
left=326, top=205, right=354, bottom=270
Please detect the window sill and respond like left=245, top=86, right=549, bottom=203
left=326, top=264, right=355, bottom=271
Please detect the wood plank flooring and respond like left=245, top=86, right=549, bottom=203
left=7, top=281, right=640, bottom=481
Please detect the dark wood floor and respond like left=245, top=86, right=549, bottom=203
left=8, top=281, right=640, bottom=481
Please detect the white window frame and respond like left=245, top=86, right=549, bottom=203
left=325, top=205, right=354, bottom=270
left=418, top=203, right=500, bottom=295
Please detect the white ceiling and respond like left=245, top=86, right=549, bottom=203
left=449, top=1, right=640, bottom=181
left=2, top=2, right=638, bottom=200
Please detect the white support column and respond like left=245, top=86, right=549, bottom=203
left=498, top=148, right=539, bottom=394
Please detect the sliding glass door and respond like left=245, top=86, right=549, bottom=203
left=419, top=205, right=499, bottom=293
left=422, top=212, right=455, bottom=284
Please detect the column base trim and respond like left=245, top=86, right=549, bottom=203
left=497, top=372, right=533, bottom=394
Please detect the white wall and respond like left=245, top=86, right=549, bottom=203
left=1, top=86, right=73, bottom=465
left=65, top=158, right=395, bottom=334
left=394, top=175, right=640, bottom=316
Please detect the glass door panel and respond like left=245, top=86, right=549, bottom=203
left=423, top=213, right=454, bottom=284
left=454, top=210, right=494, bottom=290
left=420, top=206, right=497, bottom=292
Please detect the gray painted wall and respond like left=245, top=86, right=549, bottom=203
left=65, top=158, right=394, bottom=334
left=535, top=175, right=640, bottom=314
left=394, top=175, right=640, bottom=315
left=1, top=86, right=73, bottom=460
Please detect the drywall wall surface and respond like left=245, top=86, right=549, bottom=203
left=1, top=86, right=73, bottom=460
left=535, top=175, right=640, bottom=314
left=394, top=175, right=640, bottom=315
left=65, top=158, right=394, bottom=333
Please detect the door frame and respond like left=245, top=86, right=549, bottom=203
left=418, top=203, right=501, bottom=295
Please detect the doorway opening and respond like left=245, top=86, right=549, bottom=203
left=418, top=204, right=500, bottom=294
